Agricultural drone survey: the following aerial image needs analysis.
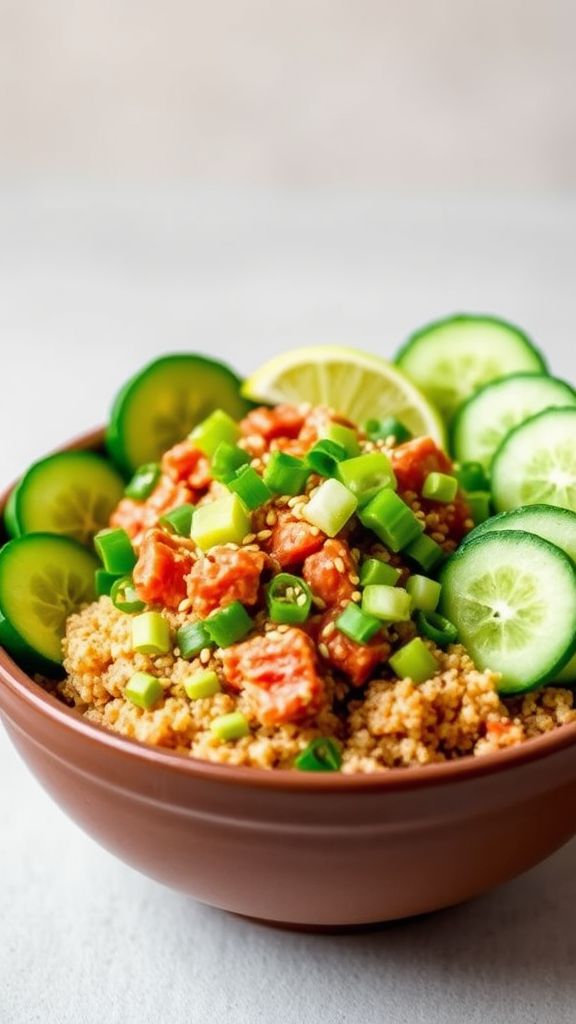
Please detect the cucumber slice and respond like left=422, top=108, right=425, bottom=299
left=0, top=534, right=98, bottom=671
left=10, top=452, right=125, bottom=547
left=3, top=483, right=22, bottom=538
left=452, top=373, right=576, bottom=470
left=441, top=531, right=576, bottom=694
left=106, top=354, right=249, bottom=475
left=463, top=504, right=576, bottom=563
left=491, top=408, right=576, bottom=514
left=395, top=315, right=546, bottom=421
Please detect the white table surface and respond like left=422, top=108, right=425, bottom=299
left=1, top=185, right=575, bottom=1024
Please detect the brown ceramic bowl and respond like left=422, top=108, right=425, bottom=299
left=1, top=429, right=576, bottom=928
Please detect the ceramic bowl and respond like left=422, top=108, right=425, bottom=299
left=1, top=430, right=576, bottom=927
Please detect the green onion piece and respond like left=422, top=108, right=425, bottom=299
left=125, top=672, right=164, bottom=710
left=466, top=491, right=492, bottom=525
left=389, top=637, right=439, bottom=684
left=365, top=417, right=412, bottom=445
left=110, top=576, right=146, bottom=613
left=295, top=737, right=342, bottom=772
left=404, top=533, right=445, bottom=572
left=337, top=451, right=397, bottom=507
left=211, top=442, right=250, bottom=483
left=416, top=610, right=458, bottom=648
left=362, top=584, right=412, bottom=622
left=189, top=409, right=240, bottom=457
left=266, top=573, right=312, bottom=624
left=124, top=462, right=161, bottom=500
left=422, top=472, right=459, bottom=504
left=303, top=478, right=358, bottom=538
left=191, top=492, right=251, bottom=550
left=228, top=465, right=272, bottom=510
left=321, top=422, right=361, bottom=457
left=263, top=452, right=310, bottom=496
left=159, top=503, right=196, bottom=536
left=94, top=527, right=137, bottom=574
left=176, top=620, right=213, bottom=659
left=405, top=574, right=441, bottom=613
left=205, top=601, right=253, bottom=647
left=335, top=602, right=381, bottom=644
left=305, top=439, right=348, bottom=478
left=456, top=461, right=489, bottom=492
left=131, top=611, right=171, bottom=655
left=359, top=490, right=423, bottom=552
left=95, top=568, right=122, bottom=597
left=359, top=558, right=401, bottom=588
left=184, top=669, right=221, bottom=700
left=211, top=711, right=250, bottom=741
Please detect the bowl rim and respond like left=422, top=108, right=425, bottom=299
left=1, top=425, right=576, bottom=795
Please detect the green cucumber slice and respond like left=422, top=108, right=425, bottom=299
left=0, top=533, right=98, bottom=671
left=463, top=504, right=576, bottom=563
left=10, top=452, right=125, bottom=547
left=491, top=408, right=576, bottom=514
left=452, top=373, right=576, bottom=470
left=3, top=483, right=22, bottom=538
left=440, top=530, right=576, bottom=694
left=395, top=315, right=546, bottom=421
left=106, top=354, right=249, bottom=475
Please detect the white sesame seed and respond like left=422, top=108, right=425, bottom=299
left=318, top=642, right=330, bottom=658
left=199, top=648, right=211, bottom=665
left=334, top=556, right=345, bottom=574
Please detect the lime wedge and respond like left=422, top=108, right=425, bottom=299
left=242, top=346, right=445, bottom=444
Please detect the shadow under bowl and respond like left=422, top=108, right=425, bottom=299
left=1, top=429, right=576, bottom=928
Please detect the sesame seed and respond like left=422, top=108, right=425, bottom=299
left=349, top=573, right=360, bottom=585
left=256, top=529, right=272, bottom=541
left=244, top=544, right=261, bottom=552
left=318, top=643, right=330, bottom=658
left=277, top=624, right=290, bottom=633
left=296, top=592, right=308, bottom=606
left=178, top=597, right=192, bottom=612
left=310, top=526, right=321, bottom=536
left=312, top=596, right=327, bottom=610
left=322, top=620, right=336, bottom=638
left=199, top=648, right=211, bottom=665
left=266, top=510, right=277, bottom=526
left=242, top=533, right=257, bottom=544
left=351, top=590, right=361, bottom=602
left=334, top=556, right=346, bottom=574
left=287, top=496, right=300, bottom=508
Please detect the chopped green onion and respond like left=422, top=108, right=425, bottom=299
left=94, top=528, right=137, bottom=574
left=211, top=442, right=250, bottom=483
left=124, top=462, right=161, bottom=500
left=228, top=465, right=272, bottom=510
left=336, top=452, right=397, bottom=507
left=176, top=620, right=213, bottom=659
left=466, top=491, right=492, bottom=525
left=110, top=576, right=146, bottom=613
left=191, top=492, right=250, bottom=550
left=359, top=490, right=423, bottom=552
left=131, top=611, right=171, bottom=655
left=95, top=568, right=122, bottom=597
left=125, top=672, right=164, bottom=710
left=422, top=472, right=458, bottom=504
left=263, top=452, right=310, bottom=496
left=295, top=737, right=341, bottom=772
left=359, top=558, right=401, bottom=588
left=189, top=409, right=240, bottom=457
left=266, top=573, right=313, bottom=624
left=321, top=422, right=361, bottom=457
left=184, top=669, right=221, bottom=700
left=365, top=417, right=412, bottom=445
left=405, top=574, right=441, bottom=613
left=456, top=461, right=489, bottom=492
left=305, top=439, right=348, bottom=478
left=159, top=503, right=196, bottom=536
left=303, top=478, right=358, bottom=538
left=404, top=533, right=445, bottom=572
left=205, top=601, right=253, bottom=647
left=211, top=711, right=250, bottom=741
left=389, top=637, right=439, bottom=683
left=362, top=585, right=412, bottom=622
left=416, top=610, right=458, bottom=648
left=335, top=602, right=381, bottom=644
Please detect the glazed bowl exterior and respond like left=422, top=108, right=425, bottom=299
left=1, top=430, right=576, bottom=927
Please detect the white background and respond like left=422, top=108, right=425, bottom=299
left=0, top=185, right=575, bottom=1023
